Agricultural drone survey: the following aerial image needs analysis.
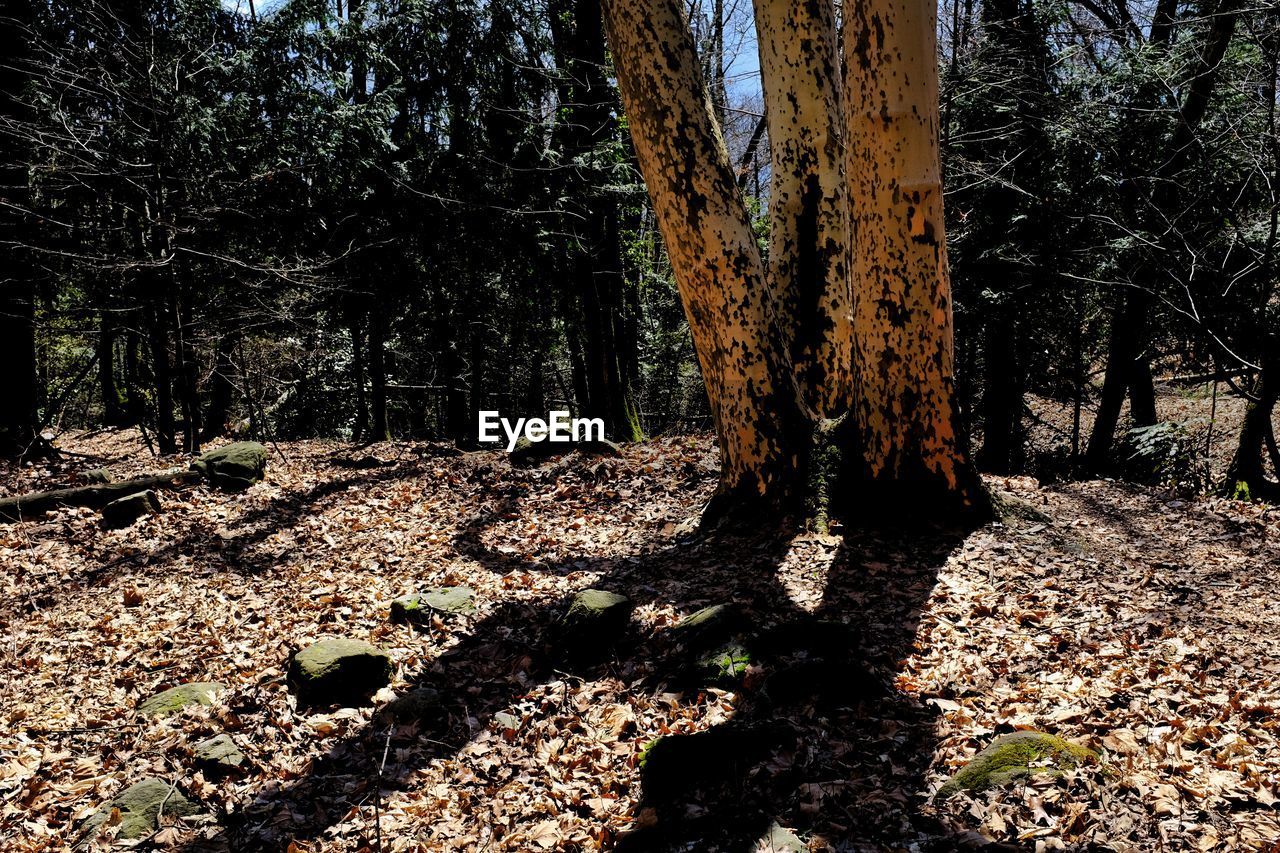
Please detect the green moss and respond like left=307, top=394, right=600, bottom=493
left=638, top=736, right=664, bottom=769
left=697, top=642, right=753, bottom=685
left=936, top=731, right=1097, bottom=799
left=1232, top=480, right=1252, bottom=501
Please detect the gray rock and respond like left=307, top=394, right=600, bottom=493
left=671, top=603, right=743, bottom=650
left=138, top=682, right=226, bottom=718
left=192, top=734, right=247, bottom=776
left=390, top=587, right=476, bottom=623
left=82, top=468, right=113, bottom=484
left=288, top=638, right=393, bottom=706
left=561, top=589, right=632, bottom=658
left=79, top=778, right=201, bottom=841
left=191, top=441, right=267, bottom=491
left=101, top=490, right=160, bottom=529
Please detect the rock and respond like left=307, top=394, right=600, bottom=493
left=192, top=734, right=248, bottom=777
left=390, top=587, right=476, bottom=623
left=560, top=589, right=632, bottom=658
left=191, top=441, right=267, bottom=491
left=380, top=687, right=441, bottom=722
left=936, top=731, right=1098, bottom=799
left=671, top=603, right=743, bottom=650
left=694, top=642, right=753, bottom=687
left=759, top=823, right=806, bottom=852
left=82, top=468, right=113, bottom=484
left=639, top=722, right=796, bottom=801
left=991, top=490, right=1053, bottom=525
left=139, top=681, right=226, bottom=718
left=509, top=435, right=622, bottom=466
left=288, top=638, right=393, bottom=706
left=101, top=490, right=160, bottom=529
left=79, top=777, right=201, bottom=841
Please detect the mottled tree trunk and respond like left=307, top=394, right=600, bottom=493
left=845, top=0, right=986, bottom=513
left=602, top=0, right=801, bottom=513
left=753, top=0, right=852, bottom=418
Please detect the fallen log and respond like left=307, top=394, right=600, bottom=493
left=0, top=470, right=202, bottom=523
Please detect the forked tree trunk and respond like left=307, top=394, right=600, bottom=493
left=845, top=0, right=986, bottom=512
left=604, top=0, right=985, bottom=523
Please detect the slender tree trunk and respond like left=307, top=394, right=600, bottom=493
left=978, top=300, right=1022, bottom=474
left=845, top=0, right=986, bottom=512
left=348, top=318, right=369, bottom=441
left=368, top=308, right=390, bottom=442
left=99, top=311, right=130, bottom=426
left=203, top=331, right=237, bottom=441
left=1226, top=335, right=1280, bottom=498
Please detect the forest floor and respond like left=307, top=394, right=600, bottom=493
left=3, top=393, right=1280, bottom=851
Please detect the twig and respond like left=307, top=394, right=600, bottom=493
left=374, top=726, right=393, bottom=853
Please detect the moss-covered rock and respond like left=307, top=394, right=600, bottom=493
left=936, top=731, right=1097, bottom=799
left=191, top=441, right=267, bottom=491
left=639, top=722, right=796, bottom=801
left=671, top=603, right=743, bottom=650
left=560, top=589, right=632, bottom=658
left=101, top=490, right=160, bottom=529
left=288, top=638, right=392, bottom=706
left=192, top=734, right=248, bottom=777
left=138, top=681, right=226, bottom=718
left=80, top=777, right=201, bottom=841
left=390, top=587, right=476, bottom=623
left=82, top=468, right=113, bottom=484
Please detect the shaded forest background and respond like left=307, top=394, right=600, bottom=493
left=2, top=0, right=1278, bottom=495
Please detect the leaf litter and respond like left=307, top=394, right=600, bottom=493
left=1, top=431, right=1278, bottom=851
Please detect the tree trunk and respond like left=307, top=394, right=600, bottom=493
left=0, top=0, right=41, bottom=459
left=602, top=0, right=801, bottom=513
left=1226, top=335, right=1280, bottom=498
left=368, top=308, right=390, bottom=442
left=348, top=318, right=369, bottom=442
left=98, top=312, right=129, bottom=427
left=548, top=0, right=642, bottom=441
left=753, top=0, right=852, bottom=418
left=978, top=300, right=1022, bottom=474
left=203, top=332, right=237, bottom=441
left=845, top=0, right=986, bottom=513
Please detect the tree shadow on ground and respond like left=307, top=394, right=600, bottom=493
left=174, top=488, right=977, bottom=852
